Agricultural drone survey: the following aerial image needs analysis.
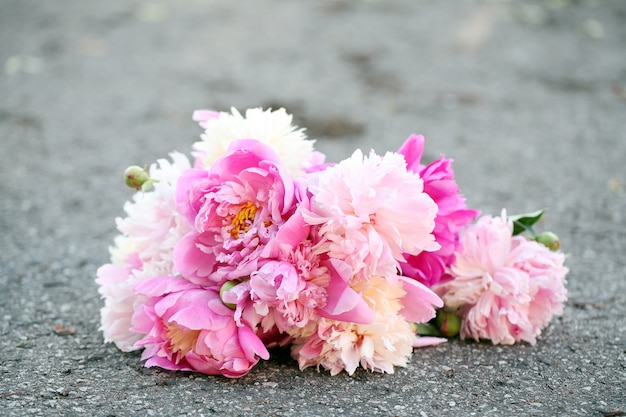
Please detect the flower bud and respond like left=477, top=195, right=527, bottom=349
left=124, top=165, right=150, bottom=190
left=219, top=280, right=238, bottom=310
left=534, top=231, right=560, bottom=251
left=435, top=309, right=461, bottom=338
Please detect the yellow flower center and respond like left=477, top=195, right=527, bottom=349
left=165, top=323, right=201, bottom=356
left=229, top=201, right=258, bottom=238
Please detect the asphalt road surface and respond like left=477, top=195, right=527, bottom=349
left=1, top=1, right=625, bottom=416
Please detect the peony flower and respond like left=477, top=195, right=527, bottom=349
left=96, top=262, right=143, bottom=352
left=435, top=211, right=568, bottom=345
left=112, top=152, right=193, bottom=277
left=97, top=152, right=193, bottom=351
left=302, top=149, right=440, bottom=282
left=222, top=245, right=378, bottom=333
left=131, top=276, right=269, bottom=378
left=290, top=275, right=441, bottom=375
left=174, top=139, right=299, bottom=285
left=398, top=134, right=479, bottom=287
left=248, top=241, right=330, bottom=333
left=191, top=107, right=323, bottom=177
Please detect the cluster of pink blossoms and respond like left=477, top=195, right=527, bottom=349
left=97, top=107, right=568, bottom=378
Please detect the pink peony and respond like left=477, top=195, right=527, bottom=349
left=131, top=276, right=269, bottom=378
left=248, top=242, right=330, bottom=333
left=174, top=139, right=299, bottom=285
left=398, top=134, right=479, bottom=287
left=302, top=148, right=440, bottom=282
left=221, top=249, right=377, bottom=333
left=436, top=212, right=568, bottom=345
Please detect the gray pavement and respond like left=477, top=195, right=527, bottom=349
left=1, top=0, right=625, bottom=416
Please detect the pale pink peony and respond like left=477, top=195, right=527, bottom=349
left=398, top=134, right=479, bottom=287
left=436, top=212, right=568, bottom=345
left=96, top=262, right=143, bottom=352
left=290, top=275, right=441, bottom=375
left=97, top=152, right=193, bottom=351
left=112, top=152, right=193, bottom=276
left=302, top=149, right=440, bottom=282
left=131, top=275, right=269, bottom=378
left=174, top=139, right=299, bottom=285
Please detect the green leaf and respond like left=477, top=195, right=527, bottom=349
left=416, top=322, right=443, bottom=337
left=509, top=209, right=545, bottom=236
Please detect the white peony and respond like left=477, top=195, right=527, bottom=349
left=192, top=107, right=319, bottom=177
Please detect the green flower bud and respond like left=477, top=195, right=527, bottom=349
left=219, top=280, right=238, bottom=310
left=534, top=231, right=560, bottom=251
left=435, top=309, right=461, bottom=338
left=124, top=165, right=150, bottom=190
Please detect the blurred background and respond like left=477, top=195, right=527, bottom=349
left=3, top=1, right=625, bottom=210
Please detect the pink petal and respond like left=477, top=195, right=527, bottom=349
left=317, top=267, right=375, bottom=324
left=238, top=325, right=270, bottom=361
left=95, top=264, right=130, bottom=287
left=192, top=109, right=221, bottom=128
left=145, top=355, right=192, bottom=372
left=413, top=336, right=448, bottom=348
left=398, top=134, right=425, bottom=172
left=175, top=168, right=210, bottom=224
left=133, top=275, right=198, bottom=298
left=275, top=205, right=310, bottom=249
left=173, top=232, right=217, bottom=284
left=216, top=139, right=282, bottom=171
left=399, top=276, right=443, bottom=323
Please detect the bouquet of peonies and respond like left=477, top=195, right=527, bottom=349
left=96, top=108, right=568, bottom=378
